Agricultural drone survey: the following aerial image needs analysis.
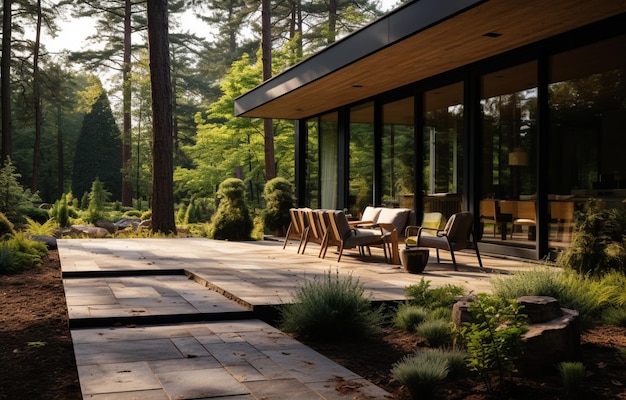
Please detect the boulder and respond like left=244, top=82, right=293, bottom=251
left=70, top=225, right=110, bottom=238
left=96, top=220, right=117, bottom=234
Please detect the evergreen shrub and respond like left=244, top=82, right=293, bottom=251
left=415, top=319, right=455, bottom=347
left=0, top=212, right=15, bottom=237
left=393, top=303, right=429, bottom=332
left=210, top=178, right=252, bottom=241
left=391, top=351, right=449, bottom=399
left=262, top=177, right=294, bottom=233
left=404, top=278, right=465, bottom=309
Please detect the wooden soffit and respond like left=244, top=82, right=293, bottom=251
left=234, top=0, right=626, bottom=120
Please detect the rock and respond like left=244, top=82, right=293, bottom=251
left=29, top=235, right=57, bottom=249
left=114, top=218, right=140, bottom=230
left=518, top=295, right=563, bottom=323
left=138, top=219, right=152, bottom=229
left=452, top=295, right=477, bottom=326
left=96, top=220, right=117, bottom=234
left=70, top=225, right=110, bottom=238
left=520, top=307, right=581, bottom=375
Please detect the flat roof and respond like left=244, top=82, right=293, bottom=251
left=234, top=0, right=626, bottom=120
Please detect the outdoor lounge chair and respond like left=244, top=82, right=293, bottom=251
left=283, top=208, right=307, bottom=253
left=407, top=211, right=483, bottom=270
left=321, top=210, right=388, bottom=262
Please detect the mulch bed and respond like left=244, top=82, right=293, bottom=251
left=1, top=249, right=625, bottom=399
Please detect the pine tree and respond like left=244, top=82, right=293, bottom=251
left=71, top=88, right=122, bottom=201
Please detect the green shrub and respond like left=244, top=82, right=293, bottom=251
left=459, top=293, right=527, bottom=397
left=405, top=278, right=465, bottom=309
left=557, top=202, right=626, bottom=276
left=86, top=178, right=111, bottom=223
left=140, top=210, right=152, bottom=221
left=618, top=347, right=626, bottom=360
left=122, top=209, right=142, bottom=218
left=0, top=159, right=40, bottom=225
left=0, top=212, right=15, bottom=237
left=49, top=196, right=71, bottom=227
left=602, top=307, right=626, bottom=327
left=278, top=270, right=384, bottom=341
left=428, top=307, right=452, bottom=321
left=491, top=267, right=605, bottom=323
left=415, top=319, right=455, bottom=348
left=421, top=347, right=467, bottom=378
left=0, top=233, right=48, bottom=275
left=24, top=217, right=59, bottom=236
left=394, top=303, right=429, bottom=332
left=391, top=351, right=449, bottom=399
left=210, top=178, right=253, bottom=241
left=558, top=361, right=585, bottom=399
left=262, top=177, right=294, bottom=233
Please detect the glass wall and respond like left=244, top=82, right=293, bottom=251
left=305, top=119, right=319, bottom=209
left=548, top=35, right=626, bottom=248
left=423, top=82, right=464, bottom=221
left=480, top=62, right=538, bottom=246
left=319, top=112, right=338, bottom=210
left=382, top=97, right=415, bottom=210
left=349, top=102, right=374, bottom=215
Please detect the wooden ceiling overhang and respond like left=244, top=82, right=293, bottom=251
left=234, top=0, right=626, bottom=120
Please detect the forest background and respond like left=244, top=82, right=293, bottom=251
left=0, top=0, right=399, bottom=223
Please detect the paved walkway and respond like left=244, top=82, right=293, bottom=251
left=59, top=238, right=536, bottom=399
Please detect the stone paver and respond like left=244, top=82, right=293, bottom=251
left=59, top=237, right=536, bottom=399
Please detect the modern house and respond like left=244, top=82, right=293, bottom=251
left=234, top=0, right=626, bottom=260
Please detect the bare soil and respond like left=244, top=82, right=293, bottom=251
left=1, top=250, right=625, bottom=399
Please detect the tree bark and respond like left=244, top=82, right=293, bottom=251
left=147, top=0, right=176, bottom=235
left=1, top=0, right=12, bottom=162
left=32, top=0, right=43, bottom=193
left=121, top=0, right=133, bottom=206
left=262, top=0, right=275, bottom=180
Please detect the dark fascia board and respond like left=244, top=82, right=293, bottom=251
left=234, top=0, right=485, bottom=117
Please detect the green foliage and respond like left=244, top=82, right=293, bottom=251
left=49, top=196, right=71, bottom=227
left=404, top=278, right=466, bottom=309
left=0, top=212, right=16, bottom=237
left=210, top=178, right=252, bottom=241
left=558, top=361, right=585, bottom=399
left=428, top=307, right=453, bottom=321
left=86, top=178, right=111, bottom=223
left=72, top=87, right=123, bottom=201
left=278, top=270, right=384, bottom=341
left=140, top=210, right=152, bottom=221
left=415, top=319, right=455, bottom=348
left=0, top=159, right=40, bottom=225
left=393, top=303, right=429, bottom=332
left=0, top=233, right=48, bottom=275
left=459, top=293, right=527, bottom=397
left=391, top=351, right=449, bottom=399
left=262, top=177, right=294, bottom=232
left=421, top=347, right=467, bottom=378
left=24, top=217, right=60, bottom=236
left=602, top=307, right=626, bottom=327
left=557, top=202, right=626, bottom=276
left=122, top=209, right=142, bottom=218
left=183, top=197, right=214, bottom=224
left=491, top=267, right=610, bottom=324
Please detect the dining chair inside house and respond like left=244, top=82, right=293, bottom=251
left=283, top=208, right=307, bottom=252
left=511, top=201, right=537, bottom=239
left=408, top=211, right=483, bottom=270
left=550, top=201, right=575, bottom=241
left=321, top=210, right=387, bottom=262
left=479, top=200, right=498, bottom=237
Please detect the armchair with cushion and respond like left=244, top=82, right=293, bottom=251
left=405, top=211, right=483, bottom=271
left=321, top=210, right=388, bottom=262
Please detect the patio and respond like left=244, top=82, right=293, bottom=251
left=59, top=237, right=536, bottom=399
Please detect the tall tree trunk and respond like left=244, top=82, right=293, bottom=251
left=32, top=0, right=43, bottom=193
left=328, top=0, right=337, bottom=44
left=1, top=0, right=12, bottom=162
left=262, top=0, right=275, bottom=180
left=56, top=104, right=64, bottom=199
left=147, top=0, right=176, bottom=235
left=121, top=0, right=133, bottom=206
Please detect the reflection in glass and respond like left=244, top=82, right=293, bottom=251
left=423, top=82, right=464, bottom=220
left=320, top=112, right=338, bottom=209
left=548, top=35, right=626, bottom=247
left=382, top=97, right=414, bottom=209
left=306, top=119, right=319, bottom=209
left=349, top=102, right=374, bottom=215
